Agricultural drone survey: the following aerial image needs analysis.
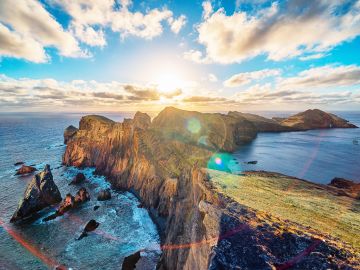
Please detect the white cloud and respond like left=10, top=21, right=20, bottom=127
left=208, top=73, right=218, bottom=82
left=279, top=65, right=360, bottom=90
left=168, top=15, right=187, bottom=34
left=70, top=22, right=106, bottom=47
left=194, top=0, right=360, bottom=63
left=224, top=69, right=281, bottom=87
left=0, top=23, right=48, bottom=63
left=0, top=0, right=87, bottom=62
left=202, top=1, right=213, bottom=19
left=183, top=49, right=210, bottom=64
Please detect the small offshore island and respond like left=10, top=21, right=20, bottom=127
left=12, top=107, right=360, bottom=269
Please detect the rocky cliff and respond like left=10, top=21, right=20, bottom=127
left=63, top=107, right=359, bottom=269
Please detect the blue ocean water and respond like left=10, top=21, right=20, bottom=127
left=0, top=113, right=160, bottom=270
left=233, top=112, right=360, bottom=183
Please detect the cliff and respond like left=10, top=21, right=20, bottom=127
left=62, top=107, right=359, bottom=269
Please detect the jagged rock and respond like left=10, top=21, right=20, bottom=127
left=244, top=160, right=258, bottom=164
left=64, top=125, right=78, bottom=144
left=77, top=219, right=99, bottom=240
left=74, top=187, right=90, bottom=204
left=15, top=165, right=37, bottom=175
left=43, top=188, right=90, bottom=222
left=11, top=165, right=62, bottom=222
left=69, top=172, right=86, bottom=185
left=97, top=189, right=111, bottom=201
left=133, top=111, right=151, bottom=130
left=93, top=205, right=100, bottom=211
left=121, top=251, right=141, bottom=270
left=329, top=177, right=360, bottom=199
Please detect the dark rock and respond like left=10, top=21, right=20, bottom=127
left=137, top=203, right=144, bottom=208
left=97, top=189, right=111, bottom=201
left=57, top=193, right=75, bottom=215
left=329, top=177, right=360, bottom=199
left=15, top=165, right=37, bottom=175
left=93, top=205, right=100, bottom=211
left=77, top=219, right=99, bottom=240
left=69, top=172, right=86, bottom=185
left=74, top=187, right=90, bottom=204
left=14, top=161, right=24, bottom=166
left=11, top=165, right=62, bottom=222
left=64, top=125, right=78, bottom=144
left=245, top=160, right=258, bottom=164
left=121, top=251, right=141, bottom=270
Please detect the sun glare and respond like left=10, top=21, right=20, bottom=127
left=155, top=71, right=183, bottom=93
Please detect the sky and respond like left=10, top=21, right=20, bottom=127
left=0, top=0, right=360, bottom=112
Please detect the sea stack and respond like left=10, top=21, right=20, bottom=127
left=11, top=165, right=62, bottom=222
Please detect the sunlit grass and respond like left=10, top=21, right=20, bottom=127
left=208, top=169, right=360, bottom=251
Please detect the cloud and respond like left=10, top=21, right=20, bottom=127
left=123, top=85, right=160, bottom=100
left=279, top=65, right=360, bottom=90
left=235, top=85, right=355, bottom=105
left=202, top=1, right=213, bottom=19
left=53, top=0, right=183, bottom=41
left=194, top=0, right=360, bottom=63
left=183, top=49, right=210, bottom=64
left=182, top=96, right=229, bottom=103
left=0, top=0, right=87, bottom=62
left=224, top=69, right=281, bottom=87
left=208, top=73, right=218, bottom=82
left=168, top=15, right=187, bottom=34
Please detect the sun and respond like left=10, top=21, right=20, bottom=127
left=155, top=71, right=183, bottom=93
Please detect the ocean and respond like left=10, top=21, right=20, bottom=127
left=0, top=113, right=160, bottom=270
left=0, top=111, right=359, bottom=269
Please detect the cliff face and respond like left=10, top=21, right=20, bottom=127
left=63, top=107, right=358, bottom=269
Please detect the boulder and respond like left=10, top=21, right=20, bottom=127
left=77, top=219, right=100, bottom=240
left=11, top=165, right=62, bottom=222
left=74, top=187, right=90, bottom=204
left=97, top=189, right=111, bottom=201
left=69, top=172, right=86, bottom=185
left=64, top=125, right=78, bottom=144
left=15, top=165, right=37, bottom=175
left=121, top=251, right=141, bottom=270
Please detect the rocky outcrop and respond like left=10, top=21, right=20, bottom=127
left=69, top=172, right=86, bottom=185
left=280, top=109, right=358, bottom=130
left=11, top=165, right=62, bottom=222
left=133, top=111, right=151, bottom=130
left=97, top=189, right=111, bottom=201
left=64, top=125, right=78, bottom=144
left=122, top=251, right=141, bottom=270
left=62, top=107, right=359, bottom=270
left=329, top=177, right=360, bottom=199
left=15, top=165, right=37, bottom=175
left=77, top=219, right=100, bottom=240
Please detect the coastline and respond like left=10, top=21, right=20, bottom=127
left=61, top=108, right=359, bottom=269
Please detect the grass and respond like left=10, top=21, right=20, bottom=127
left=207, top=169, right=360, bottom=251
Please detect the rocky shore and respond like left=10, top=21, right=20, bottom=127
left=62, top=107, right=359, bottom=269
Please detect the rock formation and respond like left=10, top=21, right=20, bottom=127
left=11, top=165, right=62, bottom=222
left=329, top=177, right=360, bottom=199
left=64, top=125, right=78, bottom=144
left=15, top=165, right=37, bottom=175
left=69, top=172, right=86, bottom=185
left=121, top=251, right=141, bottom=270
left=97, top=189, right=111, bottom=201
left=77, top=219, right=99, bottom=240
left=62, top=107, right=359, bottom=269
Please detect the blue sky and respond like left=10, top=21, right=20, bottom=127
left=0, top=0, right=360, bottom=112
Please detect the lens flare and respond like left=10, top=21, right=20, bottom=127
left=215, top=157, right=222, bottom=165
left=207, top=153, right=243, bottom=173
left=187, top=118, right=201, bottom=134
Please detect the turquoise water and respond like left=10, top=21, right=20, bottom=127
left=233, top=112, right=360, bottom=183
left=0, top=113, right=160, bottom=270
